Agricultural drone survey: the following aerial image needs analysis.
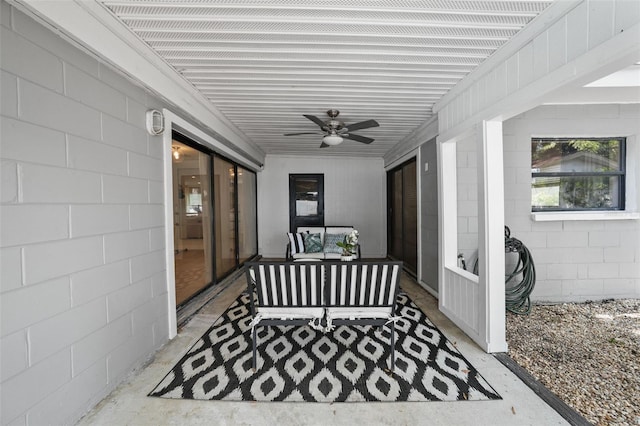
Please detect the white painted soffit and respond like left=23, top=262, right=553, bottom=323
left=98, top=0, right=553, bottom=157
left=15, top=0, right=553, bottom=158
left=586, top=64, right=640, bottom=87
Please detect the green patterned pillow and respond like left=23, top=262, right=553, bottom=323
left=303, top=233, right=323, bottom=253
left=323, top=233, right=347, bottom=254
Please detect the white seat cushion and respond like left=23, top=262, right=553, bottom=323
left=256, top=307, right=324, bottom=319
left=292, top=252, right=325, bottom=259
left=326, top=307, right=392, bottom=319
left=324, top=253, right=343, bottom=260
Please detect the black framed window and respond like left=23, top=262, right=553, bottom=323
left=289, top=174, right=324, bottom=232
left=531, top=137, right=626, bottom=211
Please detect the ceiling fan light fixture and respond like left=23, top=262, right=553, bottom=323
left=322, top=134, right=343, bottom=146
left=172, top=146, right=183, bottom=162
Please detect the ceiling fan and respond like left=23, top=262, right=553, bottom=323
left=284, top=109, right=379, bottom=148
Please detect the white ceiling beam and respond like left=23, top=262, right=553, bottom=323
left=122, top=28, right=514, bottom=42
left=179, top=67, right=472, bottom=76
left=119, top=17, right=527, bottom=31
left=201, top=90, right=445, bottom=98
left=208, top=98, right=439, bottom=104
left=190, top=80, right=458, bottom=87
left=167, top=58, right=481, bottom=66
left=209, top=99, right=434, bottom=107
left=195, top=85, right=453, bottom=92
left=104, top=2, right=544, bottom=18
left=146, top=39, right=503, bottom=49
left=155, top=48, right=491, bottom=60
left=138, top=33, right=506, bottom=47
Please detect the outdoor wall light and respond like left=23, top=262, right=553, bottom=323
left=145, top=109, right=164, bottom=135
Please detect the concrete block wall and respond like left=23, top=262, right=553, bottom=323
left=258, top=155, right=386, bottom=258
left=0, top=3, right=169, bottom=424
left=503, top=104, right=640, bottom=302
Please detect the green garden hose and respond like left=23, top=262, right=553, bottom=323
left=504, top=226, right=536, bottom=315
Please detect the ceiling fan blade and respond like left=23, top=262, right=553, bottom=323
left=344, top=133, right=374, bottom=144
left=303, top=114, right=327, bottom=128
left=319, top=142, right=330, bottom=148
left=345, top=119, right=379, bottom=132
left=284, top=132, right=319, bottom=136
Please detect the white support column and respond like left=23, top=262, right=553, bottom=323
left=437, top=140, right=458, bottom=293
left=162, top=116, right=178, bottom=339
left=477, top=120, right=507, bottom=352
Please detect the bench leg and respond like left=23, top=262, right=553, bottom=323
left=252, top=326, right=258, bottom=371
left=390, top=324, right=395, bottom=371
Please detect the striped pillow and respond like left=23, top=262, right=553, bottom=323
left=287, top=232, right=305, bottom=255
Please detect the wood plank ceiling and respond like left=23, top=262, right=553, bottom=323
left=99, top=1, right=553, bottom=157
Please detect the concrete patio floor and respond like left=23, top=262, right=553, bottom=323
left=76, top=272, right=568, bottom=426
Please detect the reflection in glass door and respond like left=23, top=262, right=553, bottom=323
left=214, top=156, right=237, bottom=279
left=238, top=166, right=257, bottom=263
left=172, top=132, right=259, bottom=308
left=172, top=140, right=213, bottom=306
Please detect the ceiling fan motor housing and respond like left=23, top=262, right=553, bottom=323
left=325, top=109, right=344, bottom=130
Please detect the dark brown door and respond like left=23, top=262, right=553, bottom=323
left=389, top=168, right=403, bottom=259
left=387, top=159, right=418, bottom=274
left=289, top=174, right=324, bottom=232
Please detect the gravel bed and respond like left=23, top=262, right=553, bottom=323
left=506, top=299, right=640, bottom=426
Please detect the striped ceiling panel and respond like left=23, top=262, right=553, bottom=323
left=100, top=0, right=552, bottom=157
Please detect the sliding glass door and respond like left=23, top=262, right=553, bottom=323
left=214, top=156, right=237, bottom=279
left=238, top=166, right=258, bottom=263
left=172, top=133, right=258, bottom=306
left=172, top=141, right=213, bottom=306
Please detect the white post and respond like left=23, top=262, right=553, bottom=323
left=477, top=120, right=507, bottom=352
left=162, top=116, right=178, bottom=339
left=437, top=139, right=458, bottom=309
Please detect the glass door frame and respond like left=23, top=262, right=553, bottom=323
left=171, top=131, right=259, bottom=299
left=162, top=110, right=263, bottom=339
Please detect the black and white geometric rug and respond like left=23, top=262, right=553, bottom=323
left=149, top=292, right=501, bottom=402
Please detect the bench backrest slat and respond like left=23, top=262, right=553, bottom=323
left=247, top=262, right=324, bottom=308
left=246, top=260, right=402, bottom=309
left=325, top=261, right=402, bottom=308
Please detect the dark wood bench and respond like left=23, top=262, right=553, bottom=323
left=245, top=260, right=403, bottom=369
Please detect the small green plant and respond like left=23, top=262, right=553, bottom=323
left=336, top=230, right=359, bottom=256
left=608, top=337, right=624, bottom=346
